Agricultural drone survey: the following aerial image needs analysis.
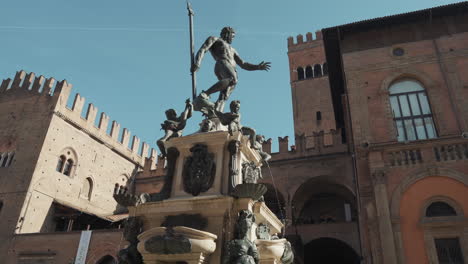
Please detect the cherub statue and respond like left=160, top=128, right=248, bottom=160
left=253, top=135, right=271, bottom=165
left=216, top=100, right=256, bottom=148
left=156, top=99, right=193, bottom=157
left=191, top=27, right=271, bottom=111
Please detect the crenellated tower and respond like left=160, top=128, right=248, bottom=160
left=287, top=31, right=338, bottom=149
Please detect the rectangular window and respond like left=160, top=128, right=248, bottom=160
left=435, top=238, right=464, bottom=264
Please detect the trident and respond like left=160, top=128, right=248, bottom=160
left=187, top=2, right=196, bottom=100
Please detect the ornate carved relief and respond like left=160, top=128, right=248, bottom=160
left=242, top=161, right=262, bottom=184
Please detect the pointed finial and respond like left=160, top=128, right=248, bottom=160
left=187, top=1, right=194, bottom=16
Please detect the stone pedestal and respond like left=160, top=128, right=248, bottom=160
left=164, top=130, right=261, bottom=198
left=129, top=131, right=290, bottom=263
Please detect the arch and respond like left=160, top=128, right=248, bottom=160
left=378, top=70, right=445, bottom=143
left=322, top=62, right=328, bottom=75
left=305, top=66, right=313, bottom=78
left=421, top=196, right=464, bottom=218
left=60, top=147, right=78, bottom=163
left=291, top=177, right=356, bottom=224
left=82, top=177, right=94, bottom=200
left=425, top=201, right=457, bottom=217
left=313, top=64, right=322, bottom=78
left=262, top=183, right=286, bottom=220
left=57, top=147, right=78, bottom=177
left=388, top=79, right=437, bottom=141
left=303, top=237, right=360, bottom=264
left=390, top=166, right=468, bottom=218
left=85, top=242, right=119, bottom=263
left=297, top=67, right=305, bottom=80
left=398, top=175, right=468, bottom=264
left=379, top=69, right=440, bottom=95
left=95, top=255, right=116, bottom=264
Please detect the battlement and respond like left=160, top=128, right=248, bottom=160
left=263, top=129, right=347, bottom=161
left=1, top=70, right=156, bottom=166
left=287, top=30, right=323, bottom=48
left=0, top=70, right=71, bottom=98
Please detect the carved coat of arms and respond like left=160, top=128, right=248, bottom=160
left=182, top=144, right=216, bottom=196
left=242, top=161, right=262, bottom=184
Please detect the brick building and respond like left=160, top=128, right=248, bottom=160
left=0, top=71, right=157, bottom=263
left=1, top=2, right=468, bottom=264
left=260, top=2, right=468, bottom=264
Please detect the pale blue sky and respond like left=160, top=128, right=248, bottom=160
left=0, top=0, right=461, bottom=152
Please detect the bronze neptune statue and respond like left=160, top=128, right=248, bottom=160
left=191, top=27, right=271, bottom=112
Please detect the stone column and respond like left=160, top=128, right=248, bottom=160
left=372, top=169, right=398, bottom=264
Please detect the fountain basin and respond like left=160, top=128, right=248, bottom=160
left=255, top=238, right=286, bottom=262
left=137, top=226, right=217, bottom=255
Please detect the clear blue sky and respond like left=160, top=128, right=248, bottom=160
left=0, top=0, right=461, bottom=153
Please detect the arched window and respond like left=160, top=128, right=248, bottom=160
left=323, top=62, right=328, bottom=75
left=426, top=201, right=457, bottom=217
left=82, top=177, right=93, bottom=200
left=305, top=66, right=313, bottom=79
left=313, top=64, right=322, bottom=78
left=422, top=199, right=464, bottom=263
left=56, top=155, right=66, bottom=172
left=297, top=67, right=305, bottom=80
left=56, top=149, right=77, bottom=176
left=389, top=79, right=437, bottom=141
